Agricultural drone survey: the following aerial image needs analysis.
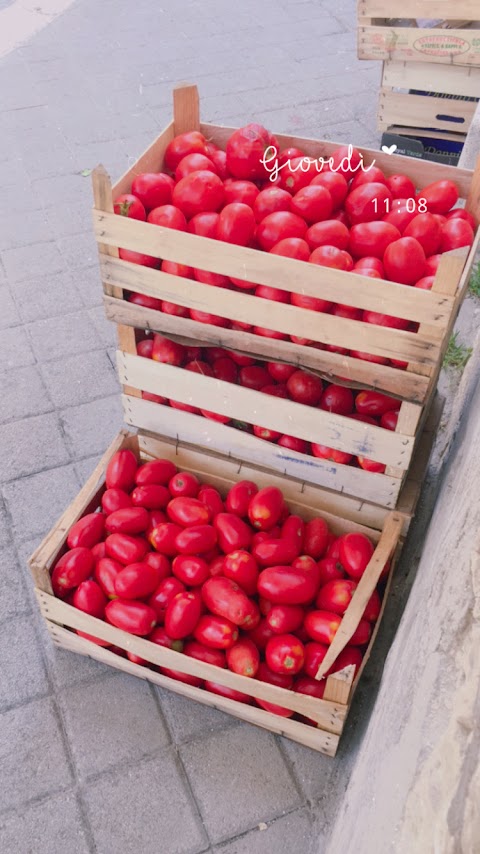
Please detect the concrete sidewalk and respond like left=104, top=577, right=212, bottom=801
left=0, top=2, right=384, bottom=852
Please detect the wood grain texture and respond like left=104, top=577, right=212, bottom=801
left=173, top=83, right=200, bottom=134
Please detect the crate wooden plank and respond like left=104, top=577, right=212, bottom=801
left=173, top=84, right=200, bottom=135
left=383, top=126, right=469, bottom=142
left=47, top=623, right=340, bottom=755
left=118, top=352, right=416, bottom=469
left=382, top=60, right=480, bottom=98
left=358, top=12, right=480, bottom=67
left=359, top=0, right=478, bottom=17
left=112, top=121, right=175, bottom=198
left=123, top=394, right=402, bottom=507
left=378, top=89, right=476, bottom=133
left=104, top=295, right=431, bottom=403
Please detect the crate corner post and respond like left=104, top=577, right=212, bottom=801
left=173, top=83, right=200, bottom=135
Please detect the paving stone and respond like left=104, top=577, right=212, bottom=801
left=42, top=637, right=113, bottom=691
left=214, top=808, right=314, bottom=854
left=57, top=232, right=98, bottom=272
left=0, top=499, right=11, bottom=548
left=0, top=326, right=35, bottom=369
left=0, top=179, right=44, bottom=214
left=0, top=364, right=53, bottom=425
left=26, top=309, right=102, bottom=363
left=44, top=202, right=91, bottom=239
left=0, top=544, right=31, bottom=622
left=0, top=697, right=72, bottom=812
left=278, top=736, right=338, bottom=802
left=75, top=264, right=106, bottom=307
left=83, top=750, right=208, bottom=854
left=0, top=615, right=50, bottom=711
left=0, top=413, right=70, bottom=483
left=8, top=271, right=84, bottom=323
left=74, top=453, right=102, bottom=485
left=0, top=792, right=90, bottom=854
left=157, top=686, right=236, bottom=743
left=0, top=157, right=32, bottom=192
left=32, top=173, right=93, bottom=208
left=0, top=286, right=21, bottom=329
left=180, top=725, right=302, bottom=843
left=2, top=464, right=79, bottom=542
left=40, top=349, right=118, bottom=409
left=0, top=208, right=53, bottom=251
left=61, top=395, right=123, bottom=459
left=60, top=672, right=170, bottom=779
left=88, top=305, right=119, bottom=348
left=1, top=241, right=65, bottom=283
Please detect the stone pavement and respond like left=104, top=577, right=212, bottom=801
left=0, top=2, right=382, bottom=851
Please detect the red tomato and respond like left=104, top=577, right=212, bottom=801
left=209, top=148, right=228, bottom=179
left=354, top=256, right=385, bottom=276
left=311, top=171, right=349, bottom=209
left=147, top=204, right=187, bottom=231
left=309, top=245, right=353, bottom=271
left=149, top=523, right=182, bottom=556
left=105, top=534, right=148, bottom=565
left=67, top=513, right=104, bottom=550
left=346, top=183, right=392, bottom=225
left=213, top=513, right=252, bottom=553
left=168, top=471, right=200, bottom=497
left=197, top=485, right=225, bottom=518
left=113, top=193, right=146, bottom=221
left=266, top=604, right=304, bottom=634
left=167, top=497, right=210, bottom=527
left=253, top=186, right=292, bottom=222
left=338, top=532, right=375, bottom=580
left=172, top=170, right=224, bottom=218
left=291, top=185, right=333, bottom=224
left=316, top=578, right=357, bottom=615
left=165, top=590, right=202, bottom=639
left=149, top=626, right=184, bottom=652
left=238, top=365, right=270, bottom=390
left=256, top=284, right=289, bottom=304
left=106, top=449, right=138, bottom=491
left=184, top=359, right=214, bottom=377
left=216, top=203, right=256, bottom=246
left=188, top=211, right=220, bottom=237
left=403, top=212, right=442, bottom=256
left=202, top=577, right=258, bottom=628
left=170, top=555, right=209, bottom=586
left=130, top=485, right=170, bottom=510
left=351, top=166, right=386, bottom=189
left=101, top=488, right=132, bottom=514
left=144, top=551, right=170, bottom=576
left=105, top=599, right=157, bottom=636
left=319, top=384, right=354, bottom=415
left=421, top=179, right=459, bottom=214
left=225, top=481, right=258, bottom=517
left=147, top=577, right=185, bottom=622
left=106, top=507, right=150, bottom=536
left=270, top=237, right=310, bottom=261
left=383, top=236, right=426, bottom=285
left=161, top=668, right=202, bottom=687
left=258, top=565, right=318, bottom=605
left=382, top=198, right=418, bottom=232
left=304, top=641, right=329, bottom=678
left=311, top=444, right=353, bottom=465
left=386, top=174, right=416, bottom=199
left=175, top=153, right=217, bottom=181
left=328, top=646, right=363, bottom=677
left=223, top=180, right=259, bottom=206
left=266, top=362, right=296, bottom=382
left=357, top=456, right=386, bottom=473
left=446, top=208, right=476, bottom=230
left=255, top=663, right=294, bottom=717
left=363, top=589, right=382, bottom=622
left=226, top=639, right=260, bottom=677
left=248, top=486, right=284, bottom=531
left=245, top=618, right=275, bottom=651
left=114, top=561, right=162, bottom=599
left=211, top=357, right=238, bottom=383
left=279, top=156, right=319, bottom=194
left=91, top=542, right=106, bottom=564
left=253, top=537, right=299, bottom=568
left=94, top=557, right=122, bottom=599
left=256, top=211, right=307, bottom=251
left=209, top=555, right=225, bottom=576
left=266, top=634, right=305, bottom=675
left=129, top=292, right=162, bottom=312
left=278, top=435, right=309, bottom=453
left=349, top=222, right=400, bottom=259
left=355, top=390, right=400, bottom=416
left=440, top=219, right=474, bottom=252
left=303, top=518, right=330, bottom=560
left=306, top=220, right=349, bottom=251
left=380, top=410, right=399, bottom=430
left=175, top=525, right=217, bottom=555
left=226, top=123, right=274, bottom=181
left=118, top=248, right=159, bottom=267
left=184, top=641, right=226, bottom=668
left=304, top=610, right=341, bottom=644
left=72, top=580, right=107, bottom=618
left=131, top=173, right=174, bottom=210
left=136, top=459, right=177, bottom=486
left=146, top=511, right=167, bottom=539
left=223, top=550, right=259, bottom=595
left=137, top=338, right=154, bottom=358
left=194, top=615, right=239, bottom=648
left=190, top=308, right=230, bottom=327
left=294, top=675, right=325, bottom=701
left=278, top=147, right=306, bottom=165
left=164, top=131, right=209, bottom=172
left=151, top=335, right=185, bottom=366
left=286, top=370, right=323, bottom=405
left=204, top=681, right=252, bottom=703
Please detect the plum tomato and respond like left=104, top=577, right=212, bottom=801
left=164, top=131, right=209, bottom=172
left=67, top=513, right=105, bottom=550
left=225, top=480, right=258, bottom=517
left=165, top=590, right=203, bottom=639
left=169, top=471, right=200, bottom=497
left=338, top=532, right=375, bottom=580
left=223, top=550, right=259, bottom=595
left=147, top=204, right=187, bottom=231
left=253, top=186, right=292, bottom=222
left=319, top=384, right=354, bottom=415
left=266, top=634, right=305, bottom=675
left=202, top=577, right=258, bottom=628
left=303, top=518, right=330, bottom=560
left=105, top=599, right=157, bottom=636
left=172, top=171, right=225, bottom=218
left=113, top=193, right=146, bottom=220
left=440, top=219, right=474, bottom=252
left=309, top=245, right=353, bottom=271
left=226, top=639, right=260, bottom=677
left=256, top=211, right=307, bottom=251
left=106, top=449, right=138, bottom=491
left=216, top=202, right=256, bottom=246
left=290, top=185, right=333, bottom=224
left=306, top=219, right=349, bottom=251
left=194, top=615, right=239, bottom=649
left=316, top=578, right=357, bottom=615
left=226, top=123, right=275, bottom=181
left=421, top=179, right=459, bottom=214
left=345, top=183, right=392, bottom=225
left=248, top=486, right=284, bottom=531
left=349, top=221, right=401, bottom=259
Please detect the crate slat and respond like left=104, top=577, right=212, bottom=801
left=378, top=88, right=476, bottom=133
left=382, top=60, right=480, bottom=98
left=359, top=0, right=479, bottom=17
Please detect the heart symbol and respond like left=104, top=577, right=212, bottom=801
left=381, top=144, right=397, bottom=155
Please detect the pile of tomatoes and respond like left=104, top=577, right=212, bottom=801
left=137, top=332, right=400, bottom=474
left=53, top=449, right=388, bottom=720
left=115, top=124, right=475, bottom=367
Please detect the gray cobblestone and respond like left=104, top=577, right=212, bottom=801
left=214, top=808, right=315, bottom=854
left=157, top=688, right=236, bottom=743
left=0, top=286, right=21, bottom=330
left=26, top=309, right=102, bottom=363
left=83, top=750, right=208, bottom=854
left=0, top=365, right=53, bottom=425
left=0, top=326, right=36, bottom=369
left=60, top=395, right=123, bottom=458
left=0, top=545, right=31, bottom=622
left=73, top=453, right=102, bottom=484
left=57, top=232, right=98, bottom=272
left=0, top=697, right=72, bottom=812
left=0, top=413, right=70, bottom=483
left=0, top=500, right=10, bottom=549
left=88, top=305, right=119, bottom=348
left=0, top=792, right=90, bottom=854
left=0, top=615, right=50, bottom=711
left=8, top=271, right=84, bottom=322
left=2, top=464, right=79, bottom=541
left=1, top=241, right=64, bottom=283
left=0, top=209, right=53, bottom=251
left=181, top=726, right=303, bottom=843
left=40, top=349, right=118, bottom=409
left=75, top=264, right=106, bottom=308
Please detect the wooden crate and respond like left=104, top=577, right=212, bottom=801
left=378, top=60, right=480, bottom=136
left=91, top=83, right=480, bottom=506
left=29, top=429, right=406, bottom=757
left=358, top=1, right=480, bottom=66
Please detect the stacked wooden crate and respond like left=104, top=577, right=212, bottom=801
left=28, top=84, right=480, bottom=755
left=358, top=1, right=480, bottom=155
